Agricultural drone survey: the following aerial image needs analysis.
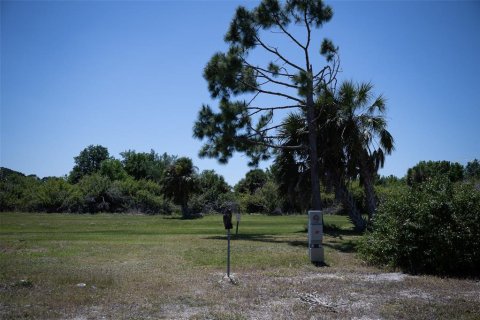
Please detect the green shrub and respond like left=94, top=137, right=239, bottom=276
left=0, top=173, right=41, bottom=211
left=63, top=187, right=85, bottom=213
left=374, top=182, right=408, bottom=205
left=237, top=192, right=265, bottom=214
left=78, top=173, right=112, bottom=213
left=258, top=180, right=281, bottom=214
left=188, top=169, right=233, bottom=215
left=406, top=160, right=464, bottom=186
left=111, top=178, right=172, bottom=214
left=320, top=191, right=335, bottom=209
left=134, top=190, right=165, bottom=214
left=359, top=177, right=480, bottom=276
left=189, top=192, right=235, bottom=215
left=235, top=179, right=282, bottom=214
left=32, top=178, right=74, bottom=212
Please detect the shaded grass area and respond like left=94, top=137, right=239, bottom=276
left=1, top=212, right=479, bottom=319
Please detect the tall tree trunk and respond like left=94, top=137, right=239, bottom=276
left=338, top=183, right=367, bottom=232
left=306, top=96, right=322, bottom=211
left=333, top=173, right=366, bottom=232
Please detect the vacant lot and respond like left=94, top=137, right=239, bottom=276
left=1, top=213, right=479, bottom=319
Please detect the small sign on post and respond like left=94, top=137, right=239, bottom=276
left=308, top=210, right=324, bottom=264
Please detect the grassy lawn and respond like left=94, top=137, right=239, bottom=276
left=1, top=212, right=479, bottom=319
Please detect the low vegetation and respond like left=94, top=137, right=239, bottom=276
left=359, top=177, right=480, bottom=276
left=1, top=213, right=479, bottom=319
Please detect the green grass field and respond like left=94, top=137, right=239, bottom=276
left=1, top=213, right=479, bottom=319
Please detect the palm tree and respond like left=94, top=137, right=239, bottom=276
left=272, top=81, right=393, bottom=229
left=335, top=81, right=395, bottom=220
left=316, top=89, right=368, bottom=231
left=163, top=157, right=199, bottom=218
left=275, top=111, right=367, bottom=231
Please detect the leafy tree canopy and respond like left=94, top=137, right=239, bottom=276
left=69, top=145, right=110, bottom=183
left=465, top=159, right=480, bottom=180
left=120, top=150, right=176, bottom=181
left=198, top=170, right=231, bottom=195
left=406, top=160, right=464, bottom=186
left=1, top=167, right=26, bottom=181
left=99, top=159, right=128, bottom=181
left=235, top=169, right=268, bottom=194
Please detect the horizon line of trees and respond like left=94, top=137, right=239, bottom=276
left=1, top=144, right=478, bottom=219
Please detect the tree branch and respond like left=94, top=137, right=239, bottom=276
left=314, top=55, right=340, bottom=92
left=245, top=91, right=261, bottom=108
left=241, top=58, right=299, bottom=89
left=273, top=14, right=306, bottom=50
left=256, top=73, right=299, bottom=89
left=254, top=35, right=306, bottom=72
left=238, top=135, right=304, bottom=150
left=247, top=104, right=299, bottom=116
left=238, top=79, right=305, bottom=104
left=251, top=64, right=294, bottom=79
left=248, top=123, right=285, bottom=136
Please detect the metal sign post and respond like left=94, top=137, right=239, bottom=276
left=223, top=209, right=233, bottom=277
left=227, top=228, right=231, bottom=277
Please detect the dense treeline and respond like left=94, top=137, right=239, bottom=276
left=1, top=144, right=478, bottom=221
left=0, top=146, right=231, bottom=217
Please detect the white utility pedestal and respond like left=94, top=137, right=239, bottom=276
left=308, top=210, right=324, bottom=263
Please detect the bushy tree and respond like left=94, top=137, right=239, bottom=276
left=374, top=175, right=408, bottom=206
left=258, top=180, right=282, bottom=214
left=77, top=173, right=112, bottom=213
left=465, top=159, right=480, bottom=180
left=0, top=168, right=40, bottom=211
left=69, top=145, right=110, bottom=183
left=234, top=169, right=268, bottom=194
left=99, top=159, right=128, bottom=181
left=406, top=160, right=464, bottom=186
left=129, top=179, right=169, bottom=214
left=359, top=176, right=480, bottom=276
left=234, top=169, right=282, bottom=214
left=190, top=170, right=232, bottom=214
left=33, top=177, right=74, bottom=212
left=120, top=150, right=175, bottom=181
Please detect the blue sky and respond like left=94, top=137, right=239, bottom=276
left=1, top=0, right=479, bottom=186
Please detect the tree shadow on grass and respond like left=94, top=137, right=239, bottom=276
left=205, top=234, right=307, bottom=248
left=323, top=240, right=358, bottom=253
left=323, top=224, right=363, bottom=238
left=204, top=232, right=359, bottom=253
left=296, top=223, right=363, bottom=239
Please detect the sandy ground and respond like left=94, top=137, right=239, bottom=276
left=66, top=269, right=480, bottom=320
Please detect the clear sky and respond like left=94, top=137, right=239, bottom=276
left=1, top=0, right=479, bottom=186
